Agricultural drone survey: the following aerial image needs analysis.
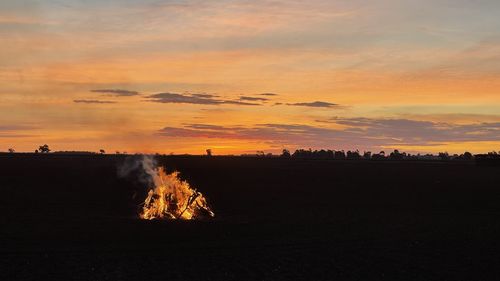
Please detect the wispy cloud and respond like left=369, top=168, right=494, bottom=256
left=157, top=123, right=371, bottom=149
left=0, top=15, right=57, bottom=26
left=0, top=125, right=38, bottom=138
left=331, top=117, right=500, bottom=144
left=260, top=93, right=278, bottom=96
left=157, top=118, right=500, bottom=150
left=90, top=89, right=139, bottom=96
left=191, top=93, right=220, bottom=98
left=146, top=92, right=261, bottom=106
left=0, top=125, right=37, bottom=131
left=158, top=123, right=307, bottom=141
left=239, top=96, right=269, bottom=101
left=73, top=99, right=117, bottom=104
left=287, top=101, right=339, bottom=108
left=0, top=134, right=35, bottom=138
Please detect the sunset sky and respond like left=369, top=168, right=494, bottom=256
left=1, top=0, right=500, bottom=154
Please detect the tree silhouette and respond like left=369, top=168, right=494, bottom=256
left=334, top=150, right=346, bottom=159
left=371, top=151, right=386, bottom=160
left=281, top=149, right=291, bottom=158
left=316, top=149, right=329, bottom=159
left=438, top=152, right=449, bottom=160
left=39, top=144, right=50, bottom=153
left=463, top=151, right=473, bottom=160
left=293, top=149, right=313, bottom=158
left=206, top=149, right=212, bottom=157
left=389, top=149, right=404, bottom=160
left=99, top=149, right=105, bottom=154
left=363, top=151, right=372, bottom=159
left=8, top=148, right=15, bottom=153
left=346, top=150, right=361, bottom=159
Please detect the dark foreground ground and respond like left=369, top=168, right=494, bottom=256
left=1, top=154, right=500, bottom=281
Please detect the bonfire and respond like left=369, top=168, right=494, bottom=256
left=140, top=167, right=214, bottom=220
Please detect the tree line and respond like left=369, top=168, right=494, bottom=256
left=4, top=144, right=500, bottom=161
left=279, top=148, right=479, bottom=161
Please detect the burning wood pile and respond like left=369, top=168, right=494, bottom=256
left=140, top=167, right=215, bottom=220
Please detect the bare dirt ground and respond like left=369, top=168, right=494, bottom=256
left=1, top=154, right=500, bottom=280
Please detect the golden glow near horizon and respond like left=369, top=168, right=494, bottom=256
left=1, top=0, right=500, bottom=154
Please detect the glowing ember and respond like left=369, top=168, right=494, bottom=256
left=140, top=167, right=215, bottom=220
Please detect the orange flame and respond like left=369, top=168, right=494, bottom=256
left=140, top=167, right=214, bottom=220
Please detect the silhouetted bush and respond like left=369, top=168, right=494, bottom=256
left=371, top=152, right=386, bottom=160
left=281, top=149, right=291, bottom=158
left=346, top=150, right=361, bottom=159
left=334, top=150, right=345, bottom=159
left=389, top=150, right=405, bottom=160
left=363, top=151, right=372, bottom=159
left=438, top=152, right=450, bottom=161
left=38, top=144, right=50, bottom=153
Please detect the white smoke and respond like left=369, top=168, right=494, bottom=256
left=117, top=154, right=157, bottom=187
left=140, top=155, right=157, bottom=179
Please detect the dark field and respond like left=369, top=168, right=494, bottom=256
left=1, top=154, right=500, bottom=280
